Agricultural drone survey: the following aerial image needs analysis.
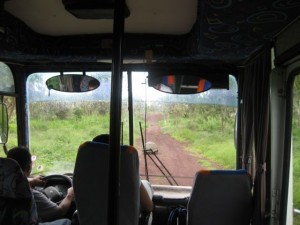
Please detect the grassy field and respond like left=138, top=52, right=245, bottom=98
left=2, top=102, right=236, bottom=170
left=158, top=104, right=236, bottom=169
left=293, top=125, right=300, bottom=224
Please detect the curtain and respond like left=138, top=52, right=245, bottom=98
left=239, top=66, right=254, bottom=173
left=240, top=46, right=271, bottom=225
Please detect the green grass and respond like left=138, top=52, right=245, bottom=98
left=28, top=111, right=144, bottom=174
left=28, top=115, right=109, bottom=174
left=294, top=213, right=300, bottom=225
left=293, top=126, right=300, bottom=210
left=159, top=107, right=236, bottom=169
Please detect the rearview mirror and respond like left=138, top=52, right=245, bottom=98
left=0, top=102, right=8, bottom=144
left=150, top=75, right=212, bottom=94
left=46, top=74, right=100, bottom=92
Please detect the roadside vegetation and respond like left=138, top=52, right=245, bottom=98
left=293, top=123, right=300, bottom=224
left=293, top=76, right=300, bottom=224
left=152, top=103, right=236, bottom=169
left=2, top=100, right=235, bottom=171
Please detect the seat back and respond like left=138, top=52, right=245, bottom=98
left=73, top=141, right=140, bottom=225
left=140, top=179, right=154, bottom=225
left=187, top=170, right=253, bottom=225
left=0, top=157, right=38, bottom=225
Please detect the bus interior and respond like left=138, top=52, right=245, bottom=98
left=0, top=1, right=300, bottom=225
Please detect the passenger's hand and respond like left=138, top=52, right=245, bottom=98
left=58, top=187, right=76, bottom=216
left=28, top=176, right=45, bottom=187
left=66, top=187, right=75, bottom=200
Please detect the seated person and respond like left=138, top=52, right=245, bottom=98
left=92, top=134, right=154, bottom=213
left=7, top=146, right=75, bottom=223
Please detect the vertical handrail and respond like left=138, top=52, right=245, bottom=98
left=108, top=0, right=125, bottom=225
left=140, top=121, right=149, bottom=181
left=128, top=71, right=134, bottom=146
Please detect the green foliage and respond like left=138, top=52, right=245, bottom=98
left=23, top=101, right=237, bottom=174
left=8, top=121, right=17, bottom=133
left=74, top=107, right=83, bottom=119
left=24, top=100, right=147, bottom=174
left=294, top=214, right=300, bottom=225
left=159, top=103, right=236, bottom=169
left=293, top=76, right=300, bottom=211
left=29, top=114, right=109, bottom=174
left=293, top=126, right=300, bottom=210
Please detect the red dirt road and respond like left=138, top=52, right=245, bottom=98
left=135, top=114, right=222, bottom=186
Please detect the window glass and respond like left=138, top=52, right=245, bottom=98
left=131, top=73, right=238, bottom=186
left=292, top=75, right=300, bottom=225
left=0, top=62, right=15, bottom=93
left=26, top=71, right=237, bottom=186
left=27, top=72, right=112, bottom=175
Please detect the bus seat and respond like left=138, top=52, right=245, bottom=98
left=141, top=180, right=154, bottom=199
left=140, top=179, right=154, bottom=225
left=0, top=157, right=37, bottom=225
left=73, top=141, right=140, bottom=225
left=187, top=170, right=253, bottom=225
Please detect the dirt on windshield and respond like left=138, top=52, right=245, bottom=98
left=135, top=113, right=223, bottom=186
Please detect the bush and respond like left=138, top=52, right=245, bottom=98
left=55, top=108, right=70, bottom=120
left=74, top=107, right=83, bottom=119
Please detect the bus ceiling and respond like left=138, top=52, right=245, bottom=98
left=0, top=1, right=299, bottom=69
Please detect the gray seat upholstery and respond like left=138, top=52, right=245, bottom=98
left=140, top=179, right=154, bottom=225
left=73, top=141, right=140, bottom=225
left=187, top=170, right=253, bottom=225
left=0, top=157, right=38, bottom=225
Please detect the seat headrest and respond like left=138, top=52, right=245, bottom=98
left=73, top=141, right=140, bottom=225
left=188, top=169, right=253, bottom=225
left=0, top=158, right=31, bottom=199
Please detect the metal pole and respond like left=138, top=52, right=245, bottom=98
left=128, top=71, right=134, bottom=145
left=144, top=78, right=147, bottom=143
left=140, top=122, right=149, bottom=181
left=108, top=0, right=125, bottom=224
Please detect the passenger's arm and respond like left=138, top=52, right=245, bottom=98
left=140, top=183, right=153, bottom=212
left=28, top=176, right=45, bottom=187
left=57, top=187, right=75, bottom=216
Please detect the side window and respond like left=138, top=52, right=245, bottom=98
left=292, top=75, right=300, bottom=224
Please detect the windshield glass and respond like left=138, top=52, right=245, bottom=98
left=27, top=72, right=237, bottom=186
left=27, top=72, right=111, bottom=175
left=131, top=73, right=237, bottom=186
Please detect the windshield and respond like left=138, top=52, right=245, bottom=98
left=27, top=72, right=111, bottom=175
left=27, top=72, right=237, bottom=186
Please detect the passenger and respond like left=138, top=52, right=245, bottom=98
left=7, top=146, right=75, bottom=223
left=92, top=134, right=154, bottom=213
left=79, top=76, right=99, bottom=91
left=92, top=133, right=110, bottom=143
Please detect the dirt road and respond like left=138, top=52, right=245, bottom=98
left=135, top=113, right=222, bottom=186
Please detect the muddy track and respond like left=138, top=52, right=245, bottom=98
left=135, top=113, right=222, bottom=186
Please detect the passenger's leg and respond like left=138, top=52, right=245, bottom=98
left=39, top=218, right=72, bottom=225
